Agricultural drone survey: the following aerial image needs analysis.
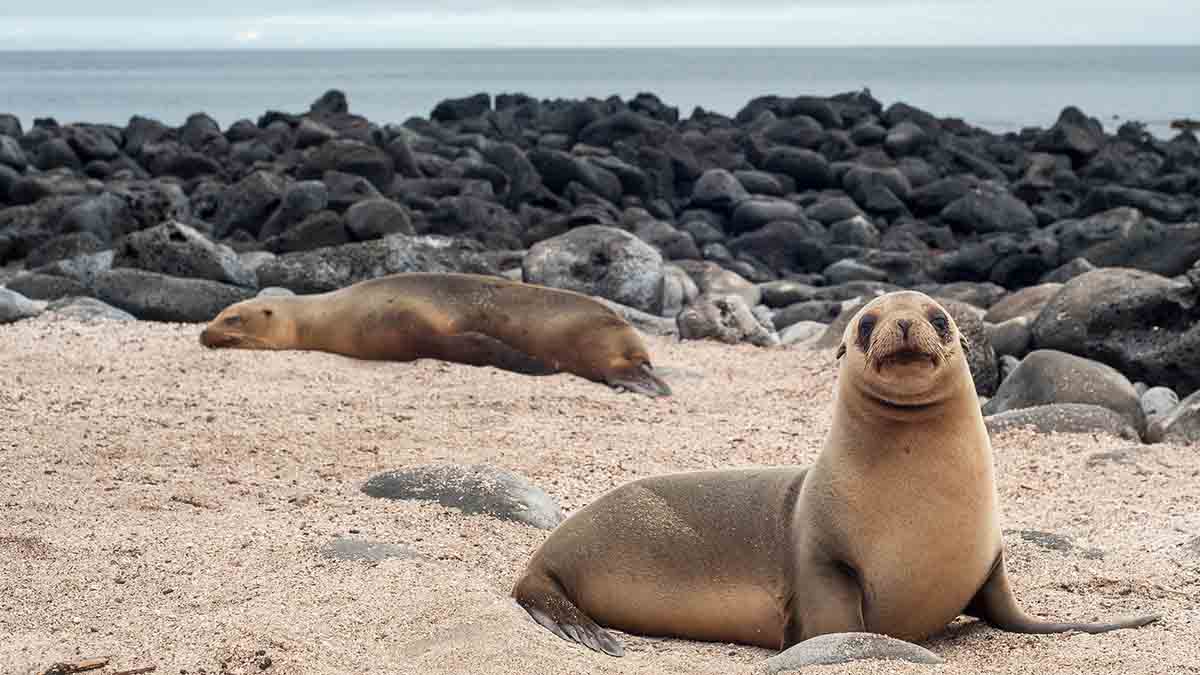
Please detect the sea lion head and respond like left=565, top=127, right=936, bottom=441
left=836, top=291, right=970, bottom=411
left=200, top=297, right=295, bottom=350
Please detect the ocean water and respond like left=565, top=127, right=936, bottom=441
left=0, top=46, right=1197, bottom=139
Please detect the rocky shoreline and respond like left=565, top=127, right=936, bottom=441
left=1, top=88, right=1198, bottom=443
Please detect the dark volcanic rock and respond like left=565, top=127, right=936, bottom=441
left=1042, top=207, right=1200, bottom=277
left=114, top=220, right=257, bottom=287
left=941, top=182, right=1038, bottom=234
left=345, top=198, right=415, bottom=241
left=5, top=272, right=91, bottom=301
left=690, top=168, right=750, bottom=211
left=323, top=171, right=385, bottom=210
left=762, top=147, right=831, bottom=190
left=93, top=268, right=254, bottom=322
left=427, top=195, right=523, bottom=250
left=431, top=93, right=492, bottom=122
left=213, top=170, right=286, bottom=239
left=264, top=210, right=350, bottom=254
left=729, top=197, right=804, bottom=235
left=1035, top=106, right=1105, bottom=164
left=25, top=232, right=107, bottom=268
left=728, top=219, right=828, bottom=273
left=1031, top=267, right=1200, bottom=396
left=981, top=349, right=1146, bottom=436
left=0, top=135, right=27, bottom=170
left=361, top=463, right=563, bottom=530
left=1079, top=185, right=1191, bottom=223
left=259, top=180, right=329, bottom=240
left=843, top=166, right=911, bottom=216
left=523, top=225, right=664, bottom=314
left=256, top=234, right=496, bottom=294
left=984, top=282, right=1062, bottom=323
left=301, top=139, right=395, bottom=191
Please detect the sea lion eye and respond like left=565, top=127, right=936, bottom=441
left=262, top=308, right=274, bottom=318
left=223, top=315, right=242, bottom=326
left=928, top=310, right=950, bottom=338
left=855, top=313, right=878, bottom=350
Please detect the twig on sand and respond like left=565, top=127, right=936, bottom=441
left=42, top=657, right=110, bottom=675
left=112, top=666, right=158, bottom=675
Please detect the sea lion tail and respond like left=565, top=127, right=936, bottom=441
left=512, top=570, right=625, bottom=657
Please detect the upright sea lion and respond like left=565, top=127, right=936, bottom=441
left=199, top=272, right=671, bottom=397
left=512, top=290, right=1157, bottom=657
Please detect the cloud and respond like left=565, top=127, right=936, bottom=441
left=234, top=29, right=263, bottom=43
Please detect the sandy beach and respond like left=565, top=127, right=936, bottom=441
left=1, top=313, right=1197, bottom=675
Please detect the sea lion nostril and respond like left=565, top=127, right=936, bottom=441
left=897, top=319, right=912, bottom=339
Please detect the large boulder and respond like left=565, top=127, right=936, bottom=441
left=1031, top=267, right=1200, bottom=395
left=255, top=234, right=497, bottom=294
left=1146, top=390, right=1200, bottom=445
left=259, top=180, right=329, bottom=240
left=92, top=268, right=255, bottom=323
left=213, top=170, right=286, bottom=239
left=113, top=220, right=257, bottom=288
left=729, top=197, right=805, bottom=235
left=523, top=225, right=664, bottom=315
left=344, top=198, right=415, bottom=241
left=1041, top=207, right=1200, bottom=277
left=1034, top=106, right=1105, bottom=164
left=985, top=403, right=1140, bottom=441
left=301, top=139, right=395, bottom=192
left=941, top=182, right=1038, bottom=234
left=981, top=349, right=1146, bottom=437
left=690, top=168, right=750, bottom=211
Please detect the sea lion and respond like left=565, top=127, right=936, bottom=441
left=511, top=290, right=1157, bottom=657
left=199, top=272, right=671, bottom=397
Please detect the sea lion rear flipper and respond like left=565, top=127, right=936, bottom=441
left=964, top=553, right=1160, bottom=634
left=606, top=363, right=673, bottom=398
left=512, top=570, right=625, bottom=657
left=428, top=333, right=559, bottom=376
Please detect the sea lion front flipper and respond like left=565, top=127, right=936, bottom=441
left=784, top=562, right=866, bottom=648
left=427, top=333, right=560, bottom=376
left=964, top=553, right=1160, bottom=634
left=606, top=362, right=673, bottom=398
left=512, top=570, right=625, bottom=657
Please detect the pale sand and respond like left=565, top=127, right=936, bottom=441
left=1, top=314, right=1196, bottom=675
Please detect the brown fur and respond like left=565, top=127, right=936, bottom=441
left=199, top=273, right=671, bottom=397
left=511, top=290, right=1157, bottom=657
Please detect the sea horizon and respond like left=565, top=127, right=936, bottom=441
left=2, top=45, right=1197, bottom=138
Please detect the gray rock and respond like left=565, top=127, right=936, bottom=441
left=998, top=354, right=1021, bottom=382
left=981, top=350, right=1146, bottom=437
left=941, top=182, right=1038, bottom=234
left=913, top=281, right=1007, bottom=311
left=674, top=260, right=761, bottom=307
left=523, top=225, right=664, bottom=315
left=1146, top=389, right=1200, bottom=445
left=1141, top=386, right=1180, bottom=421
left=114, top=220, right=257, bottom=288
left=677, top=294, right=779, bottom=347
left=0, top=135, right=27, bottom=170
left=46, top=296, right=136, bottom=322
left=773, top=300, right=842, bottom=329
left=256, top=286, right=295, bottom=298
left=256, top=233, right=496, bottom=294
left=264, top=210, right=350, bottom=254
left=781, top=320, right=828, bottom=348
left=691, top=168, right=750, bottom=211
left=0, top=287, right=44, bottom=324
left=984, top=283, right=1063, bottom=323
left=320, top=537, right=416, bottom=562
left=595, top=297, right=679, bottom=337
left=1041, top=207, right=1200, bottom=277
left=93, top=268, right=255, bottom=323
left=985, top=403, right=1140, bottom=441
left=259, top=180, right=329, bottom=240
left=823, top=259, right=889, bottom=284
left=757, top=633, right=942, bottom=674
left=214, top=170, right=286, bottom=239
left=1040, top=256, right=1096, bottom=284
left=361, top=464, right=564, bottom=530
left=988, top=316, right=1033, bottom=357
left=4, top=273, right=90, bottom=301
left=1030, top=267, right=1200, bottom=396
left=344, top=198, right=415, bottom=241
left=302, top=139, right=395, bottom=191
left=32, top=250, right=115, bottom=288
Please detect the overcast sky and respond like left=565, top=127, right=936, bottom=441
left=1, top=1, right=1195, bottom=49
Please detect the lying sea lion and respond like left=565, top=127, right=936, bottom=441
left=199, top=272, right=671, bottom=397
left=512, top=290, right=1157, bottom=656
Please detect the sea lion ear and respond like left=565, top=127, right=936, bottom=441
left=959, top=334, right=971, bottom=355
left=836, top=343, right=847, bottom=360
